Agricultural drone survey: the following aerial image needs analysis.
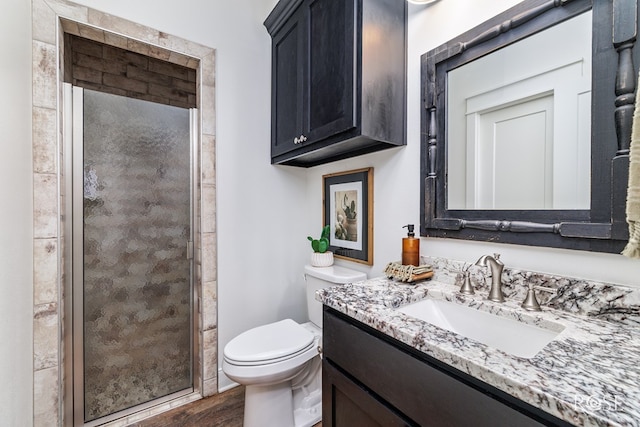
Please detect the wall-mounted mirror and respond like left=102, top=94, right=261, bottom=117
left=420, top=0, right=638, bottom=253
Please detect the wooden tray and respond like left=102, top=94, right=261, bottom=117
left=383, top=262, right=434, bottom=283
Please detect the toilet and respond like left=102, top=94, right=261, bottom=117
left=222, top=265, right=367, bottom=427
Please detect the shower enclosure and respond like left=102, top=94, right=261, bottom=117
left=65, top=85, right=197, bottom=425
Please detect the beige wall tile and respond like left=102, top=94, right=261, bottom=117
left=201, top=134, right=216, bottom=185
left=148, top=44, right=172, bottom=61
left=200, top=51, right=215, bottom=87
left=33, top=107, right=57, bottom=174
left=201, top=232, right=217, bottom=283
left=203, top=328, right=217, bottom=381
left=203, top=280, right=217, bottom=331
left=34, top=173, right=58, bottom=238
left=202, top=184, right=216, bottom=234
left=187, top=57, right=200, bottom=70
left=34, top=366, right=59, bottom=427
left=168, top=50, right=194, bottom=68
left=34, top=238, right=58, bottom=305
left=45, top=0, right=88, bottom=22
left=201, top=84, right=216, bottom=136
left=34, top=303, right=59, bottom=370
left=103, top=31, right=128, bottom=50
left=78, top=24, right=105, bottom=43
left=33, top=40, right=57, bottom=109
left=60, top=18, right=81, bottom=36
left=88, top=9, right=160, bottom=46
left=158, top=33, right=211, bottom=59
left=127, top=38, right=151, bottom=57
left=33, top=0, right=57, bottom=44
left=203, top=377, right=218, bottom=397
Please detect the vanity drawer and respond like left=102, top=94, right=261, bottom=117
left=323, top=308, right=560, bottom=427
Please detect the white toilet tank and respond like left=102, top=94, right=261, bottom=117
left=304, top=265, right=367, bottom=327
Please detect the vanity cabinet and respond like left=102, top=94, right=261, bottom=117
left=322, top=307, right=572, bottom=427
left=264, top=0, right=407, bottom=167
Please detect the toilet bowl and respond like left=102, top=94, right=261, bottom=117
left=223, top=319, right=319, bottom=386
left=222, top=265, right=367, bottom=427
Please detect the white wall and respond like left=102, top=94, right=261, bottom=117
left=0, top=0, right=34, bottom=423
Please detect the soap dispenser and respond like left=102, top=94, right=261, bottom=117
left=402, top=224, right=420, bottom=266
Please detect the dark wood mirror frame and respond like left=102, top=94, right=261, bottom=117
left=420, top=0, right=639, bottom=253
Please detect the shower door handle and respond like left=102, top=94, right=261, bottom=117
left=187, top=240, right=194, bottom=260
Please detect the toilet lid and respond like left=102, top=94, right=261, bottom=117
left=224, top=319, right=315, bottom=364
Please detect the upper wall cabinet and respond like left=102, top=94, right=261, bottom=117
left=264, top=0, right=407, bottom=167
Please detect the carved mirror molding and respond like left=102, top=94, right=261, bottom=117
left=420, top=0, right=638, bottom=253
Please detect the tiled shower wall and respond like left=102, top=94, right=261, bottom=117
left=31, top=0, right=218, bottom=425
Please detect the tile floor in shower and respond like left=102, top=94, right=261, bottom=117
left=130, top=386, right=323, bottom=427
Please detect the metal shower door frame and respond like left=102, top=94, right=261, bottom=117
left=63, top=84, right=199, bottom=426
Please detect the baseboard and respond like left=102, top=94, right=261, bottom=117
left=218, top=368, right=239, bottom=393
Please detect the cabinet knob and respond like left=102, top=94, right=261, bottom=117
left=293, top=134, right=308, bottom=145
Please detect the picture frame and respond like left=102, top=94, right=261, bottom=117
left=322, top=168, right=373, bottom=265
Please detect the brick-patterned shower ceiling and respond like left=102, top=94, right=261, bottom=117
left=65, top=34, right=197, bottom=109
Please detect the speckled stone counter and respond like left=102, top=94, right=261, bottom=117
left=317, top=262, right=640, bottom=427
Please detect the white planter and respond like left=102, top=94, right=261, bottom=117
left=310, top=251, right=334, bottom=267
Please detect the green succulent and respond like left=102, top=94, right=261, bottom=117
left=307, top=225, right=330, bottom=253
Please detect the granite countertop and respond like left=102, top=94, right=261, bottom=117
left=316, top=276, right=640, bottom=427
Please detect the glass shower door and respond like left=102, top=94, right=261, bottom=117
left=73, top=88, right=194, bottom=424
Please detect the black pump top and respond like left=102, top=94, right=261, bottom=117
left=403, top=224, right=415, bottom=237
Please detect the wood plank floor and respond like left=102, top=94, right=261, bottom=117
left=130, top=386, right=322, bottom=427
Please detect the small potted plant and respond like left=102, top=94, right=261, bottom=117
left=307, top=225, right=334, bottom=267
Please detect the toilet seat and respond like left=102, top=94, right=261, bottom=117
left=225, top=341, right=315, bottom=367
left=224, top=319, right=315, bottom=366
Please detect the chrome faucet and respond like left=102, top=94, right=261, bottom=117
left=475, top=253, right=505, bottom=302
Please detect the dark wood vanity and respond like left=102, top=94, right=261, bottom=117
left=322, top=307, right=572, bottom=427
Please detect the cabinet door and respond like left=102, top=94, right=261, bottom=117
left=324, top=309, right=560, bottom=427
left=271, top=6, right=305, bottom=157
left=323, top=360, right=414, bottom=427
left=304, top=0, right=357, bottom=143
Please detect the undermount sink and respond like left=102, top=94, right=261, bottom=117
left=397, top=298, right=564, bottom=359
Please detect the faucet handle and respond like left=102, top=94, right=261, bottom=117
left=459, top=272, right=475, bottom=295
left=521, top=283, right=541, bottom=311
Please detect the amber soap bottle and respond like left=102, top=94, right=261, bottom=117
left=402, top=224, right=420, bottom=266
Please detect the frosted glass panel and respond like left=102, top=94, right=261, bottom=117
left=82, top=90, right=192, bottom=421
